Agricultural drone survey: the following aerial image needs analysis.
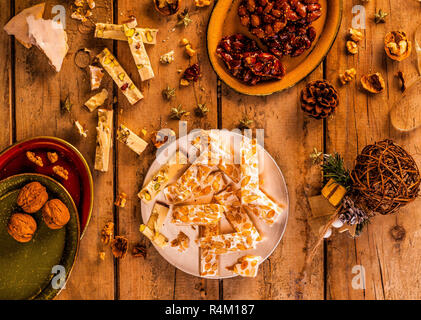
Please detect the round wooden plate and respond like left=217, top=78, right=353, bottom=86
left=207, top=0, right=342, bottom=95
left=141, top=131, right=289, bottom=279
left=0, top=173, right=80, bottom=300
left=0, top=137, right=93, bottom=238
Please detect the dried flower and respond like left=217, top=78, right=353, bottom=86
left=170, top=104, right=190, bottom=120
left=111, top=236, right=128, bottom=258
left=132, top=244, right=147, bottom=258
left=195, top=103, right=209, bottom=117
left=61, top=96, right=72, bottom=114
left=162, top=85, right=176, bottom=100
left=176, top=9, right=192, bottom=28
left=374, top=9, right=388, bottom=24
left=238, top=117, right=253, bottom=130
left=310, top=147, right=323, bottom=164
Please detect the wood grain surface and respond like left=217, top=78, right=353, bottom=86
left=1, top=0, right=421, bottom=300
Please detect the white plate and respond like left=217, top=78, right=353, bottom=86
left=141, top=130, right=289, bottom=279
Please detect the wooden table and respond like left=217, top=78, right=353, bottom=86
left=2, top=0, right=421, bottom=300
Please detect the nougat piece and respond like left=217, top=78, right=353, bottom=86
left=138, top=151, right=188, bottom=203
left=139, top=202, right=169, bottom=248
left=84, top=88, right=108, bottom=112
left=200, top=223, right=219, bottom=277
left=199, top=232, right=254, bottom=254
left=227, top=255, right=262, bottom=277
left=240, top=137, right=259, bottom=193
left=94, top=109, right=113, bottom=172
left=89, top=65, right=104, bottom=90
left=171, top=231, right=190, bottom=252
left=124, top=24, right=154, bottom=81
left=116, top=124, right=148, bottom=155
left=97, top=48, right=143, bottom=105
left=242, top=188, right=285, bottom=225
left=172, top=204, right=226, bottom=225
left=95, top=23, right=158, bottom=44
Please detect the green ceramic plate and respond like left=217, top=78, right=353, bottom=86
left=0, top=174, right=80, bottom=300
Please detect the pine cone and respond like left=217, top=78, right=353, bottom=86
left=339, top=196, right=368, bottom=225
left=300, top=80, right=339, bottom=119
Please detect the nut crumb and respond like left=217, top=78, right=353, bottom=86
left=346, top=41, right=358, bottom=54
left=348, top=28, right=364, bottom=42
left=132, top=244, right=147, bottom=258
left=26, top=151, right=43, bottom=167
left=171, top=231, right=190, bottom=252
left=101, top=222, right=114, bottom=244
left=114, top=192, right=127, bottom=208
left=339, top=68, right=357, bottom=85
left=99, top=251, right=106, bottom=260
left=53, top=165, right=69, bottom=180
left=47, top=152, right=59, bottom=164
left=111, top=236, right=128, bottom=258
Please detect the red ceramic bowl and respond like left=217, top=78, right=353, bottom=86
left=0, top=137, right=93, bottom=238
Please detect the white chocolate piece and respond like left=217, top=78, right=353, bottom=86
left=3, top=3, right=45, bottom=48
left=89, top=65, right=104, bottom=90
left=124, top=24, right=154, bottom=81
left=227, top=255, right=262, bottom=277
left=84, top=88, right=108, bottom=112
left=140, top=202, right=169, bottom=248
left=95, top=23, right=158, bottom=44
left=74, top=120, right=88, bottom=138
left=97, top=48, right=143, bottom=105
left=138, top=151, right=188, bottom=203
left=116, top=124, right=148, bottom=155
left=94, top=109, right=113, bottom=172
left=200, top=224, right=219, bottom=277
left=199, top=232, right=255, bottom=254
left=26, top=15, right=69, bottom=72
left=172, top=204, right=226, bottom=225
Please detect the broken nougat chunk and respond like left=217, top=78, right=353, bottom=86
left=199, top=232, right=255, bottom=254
left=124, top=24, right=154, bottom=81
left=94, top=109, right=113, bottom=172
left=139, top=202, right=169, bottom=248
left=138, top=151, right=188, bottom=203
left=242, top=188, right=285, bottom=225
left=95, top=23, right=158, bottom=44
left=116, top=124, right=148, bottom=155
left=3, top=3, right=45, bottom=48
left=172, top=204, right=226, bottom=225
left=97, top=48, right=143, bottom=105
left=171, top=231, right=190, bottom=252
left=75, top=120, right=88, bottom=137
left=84, top=88, right=108, bottom=112
left=227, top=255, right=262, bottom=277
left=26, top=15, right=69, bottom=72
left=89, top=65, right=104, bottom=90
left=200, top=224, right=219, bottom=277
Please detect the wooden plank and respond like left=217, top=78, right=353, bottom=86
left=325, top=0, right=421, bottom=299
left=115, top=1, right=219, bottom=299
left=0, top=1, right=12, bottom=149
left=219, top=65, right=325, bottom=299
left=14, top=0, right=115, bottom=299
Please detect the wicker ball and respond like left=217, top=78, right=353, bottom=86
left=350, top=139, right=420, bottom=215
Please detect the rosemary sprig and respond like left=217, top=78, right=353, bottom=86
left=321, top=152, right=352, bottom=190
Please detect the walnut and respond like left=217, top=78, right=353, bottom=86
left=111, top=236, right=128, bottom=258
left=339, top=68, right=357, bottom=85
left=101, top=222, right=114, bottom=244
left=195, top=0, right=211, bottom=7
left=385, top=31, right=412, bottom=61
left=47, top=152, right=58, bottom=164
left=346, top=41, right=358, bottom=55
left=26, top=151, right=43, bottom=167
left=99, top=251, right=106, bottom=260
left=17, top=182, right=48, bottom=213
left=361, top=72, right=385, bottom=93
left=348, top=28, right=363, bottom=42
left=53, top=165, right=69, bottom=180
left=42, top=199, right=70, bottom=230
left=7, top=213, right=37, bottom=243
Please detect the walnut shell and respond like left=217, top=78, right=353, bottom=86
left=384, top=31, right=412, bottom=61
left=42, top=199, right=70, bottom=230
left=7, top=213, right=37, bottom=243
left=361, top=72, right=385, bottom=93
left=154, top=0, right=180, bottom=16
left=17, top=182, right=48, bottom=213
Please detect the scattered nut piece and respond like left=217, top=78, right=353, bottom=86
left=195, top=103, right=209, bottom=117
left=151, top=130, right=172, bottom=149
left=132, top=244, right=147, bottom=258
left=26, top=151, right=43, bottom=167
left=111, top=236, right=129, bottom=258
left=346, top=41, right=358, bottom=55
left=17, top=182, right=48, bottom=213
left=114, top=192, right=127, bottom=208
left=339, top=68, right=357, bottom=85
left=385, top=31, right=412, bottom=61
left=47, top=152, right=58, bottom=164
left=185, top=44, right=196, bottom=57
left=171, top=231, right=189, bottom=252
left=361, top=72, right=385, bottom=93
left=195, top=0, right=211, bottom=7
left=75, top=120, right=88, bottom=138
left=7, top=213, right=37, bottom=243
left=348, top=28, right=364, bottom=42
left=53, top=165, right=69, bottom=180
left=160, top=50, right=175, bottom=64
left=42, top=199, right=71, bottom=230
left=154, top=0, right=180, bottom=16
left=180, top=38, right=190, bottom=46
left=397, top=71, right=406, bottom=92
left=180, top=78, right=190, bottom=86
left=99, top=251, right=106, bottom=260
left=101, top=222, right=114, bottom=244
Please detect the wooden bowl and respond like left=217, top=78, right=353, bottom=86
left=207, top=0, right=343, bottom=95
